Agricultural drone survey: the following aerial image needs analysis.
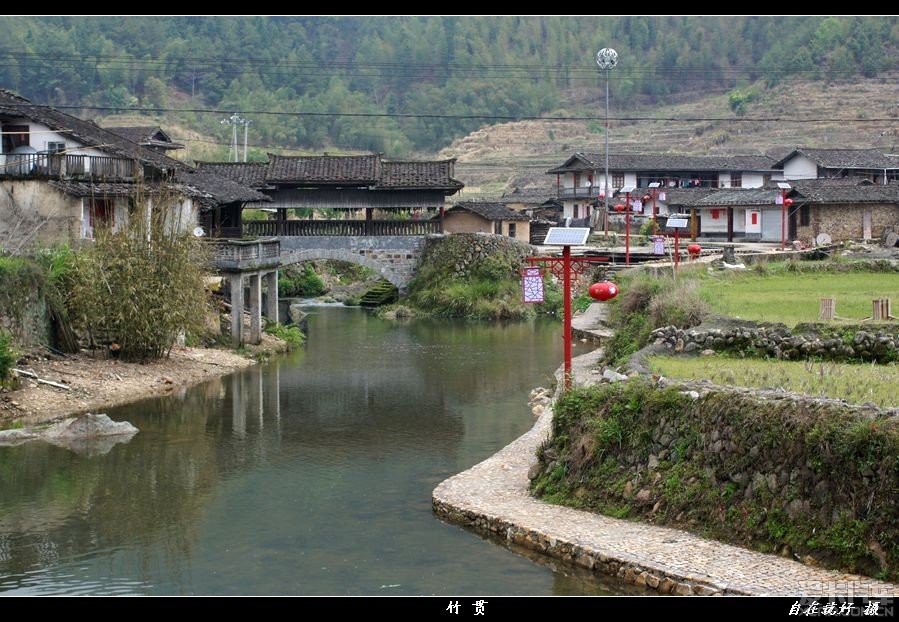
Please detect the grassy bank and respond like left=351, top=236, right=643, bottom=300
left=388, top=234, right=562, bottom=320
left=532, top=380, right=899, bottom=580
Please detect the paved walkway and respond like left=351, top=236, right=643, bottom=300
left=571, top=302, right=612, bottom=341
left=432, top=349, right=899, bottom=596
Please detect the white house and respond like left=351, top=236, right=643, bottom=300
left=545, top=152, right=778, bottom=222
left=774, top=148, right=899, bottom=184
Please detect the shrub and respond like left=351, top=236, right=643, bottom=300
left=279, top=264, right=326, bottom=297
left=264, top=321, right=305, bottom=349
left=0, top=331, right=16, bottom=384
left=68, top=196, right=211, bottom=361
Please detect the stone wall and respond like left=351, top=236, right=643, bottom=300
left=797, top=203, right=899, bottom=244
left=418, top=231, right=534, bottom=280
left=0, top=290, right=50, bottom=347
left=649, top=321, right=899, bottom=363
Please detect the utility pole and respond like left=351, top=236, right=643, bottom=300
left=221, top=113, right=249, bottom=163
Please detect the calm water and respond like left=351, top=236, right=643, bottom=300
left=0, top=307, right=633, bottom=595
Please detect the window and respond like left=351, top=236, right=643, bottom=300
left=46, top=141, right=65, bottom=154
left=494, top=221, right=502, bottom=234
left=800, top=204, right=810, bottom=227
left=573, top=204, right=580, bottom=219
left=731, top=172, right=742, bottom=188
left=612, top=173, right=625, bottom=190
left=508, top=223, right=516, bottom=239
left=2, top=124, right=29, bottom=153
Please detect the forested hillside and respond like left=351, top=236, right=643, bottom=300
left=0, top=16, right=896, bottom=157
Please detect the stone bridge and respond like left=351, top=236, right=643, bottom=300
left=277, top=235, right=429, bottom=290
left=211, top=235, right=432, bottom=347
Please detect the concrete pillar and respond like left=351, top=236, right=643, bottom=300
left=264, top=270, right=279, bottom=324
left=229, top=272, right=244, bottom=347
left=248, top=272, right=262, bottom=345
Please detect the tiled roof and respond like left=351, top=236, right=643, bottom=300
left=47, top=180, right=169, bottom=197
left=775, top=148, right=899, bottom=170
left=199, top=154, right=464, bottom=191
left=547, top=152, right=775, bottom=174
left=660, top=188, right=719, bottom=206
left=175, top=170, right=271, bottom=206
left=266, top=153, right=381, bottom=184
left=105, top=126, right=183, bottom=150
left=195, top=161, right=271, bottom=188
left=692, top=188, right=781, bottom=206
left=499, top=188, right=557, bottom=205
left=448, top=201, right=529, bottom=221
left=379, top=160, right=463, bottom=189
left=0, top=89, right=190, bottom=173
left=791, top=180, right=899, bottom=204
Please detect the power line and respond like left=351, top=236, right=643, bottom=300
left=7, top=102, right=896, bottom=124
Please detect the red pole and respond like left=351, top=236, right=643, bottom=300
left=625, top=191, right=631, bottom=266
left=563, top=245, right=572, bottom=390
left=652, top=189, right=657, bottom=231
left=781, top=189, right=787, bottom=251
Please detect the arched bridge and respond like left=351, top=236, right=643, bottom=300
left=277, top=235, right=427, bottom=290
left=209, top=234, right=431, bottom=347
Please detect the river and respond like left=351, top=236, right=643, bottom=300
left=0, top=307, right=630, bottom=595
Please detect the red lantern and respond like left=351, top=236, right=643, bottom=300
left=784, top=198, right=794, bottom=207
left=614, top=203, right=626, bottom=213
left=687, top=244, right=702, bottom=258
left=589, top=281, right=619, bottom=301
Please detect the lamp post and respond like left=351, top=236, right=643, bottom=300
left=596, top=48, right=618, bottom=231
left=776, top=182, right=792, bottom=250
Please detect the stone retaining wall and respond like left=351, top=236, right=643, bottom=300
left=650, top=322, right=899, bottom=363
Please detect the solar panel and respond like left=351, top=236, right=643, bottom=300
left=666, top=218, right=689, bottom=228
left=542, top=227, right=591, bottom=246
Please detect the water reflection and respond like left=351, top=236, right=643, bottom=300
left=0, top=308, right=625, bottom=595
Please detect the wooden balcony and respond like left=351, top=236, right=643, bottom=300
left=208, top=238, right=281, bottom=272
left=0, top=153, right=138, bottom=180
left=244, top=219, right=442, bottom=237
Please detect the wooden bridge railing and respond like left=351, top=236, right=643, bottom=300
left=244, top=219, right=442, bottom=237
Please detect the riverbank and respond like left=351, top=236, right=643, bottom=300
left=0, top=335, right=288, bottom=429
left=432, top=317, right=899, bottom=596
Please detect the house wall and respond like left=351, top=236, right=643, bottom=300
left=782, top=155, right=818, bottom=180
left=0, top=118, right=106, bottom=157
left=501, top=219, right=530, bottom=241
left=743, top=173, right=766, bottom=188
left=796, top=203, right=899, bottom=243
left=0, top=179, right=81, bottom=249
left=563, top=202, right=594, bottom=220
left=697, top=207, right=729, bottom=234
left=443, top=211, right=493, bottom=234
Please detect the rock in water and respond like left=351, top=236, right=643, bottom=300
left=0, top=414, right=138, bottom=455
left=43, top=414, right=138, bottom=439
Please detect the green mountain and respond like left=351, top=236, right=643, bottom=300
left=0, top=16, right=895, bottom=157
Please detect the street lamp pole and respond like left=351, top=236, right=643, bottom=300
left=596, top=48, right=618, bottom=231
